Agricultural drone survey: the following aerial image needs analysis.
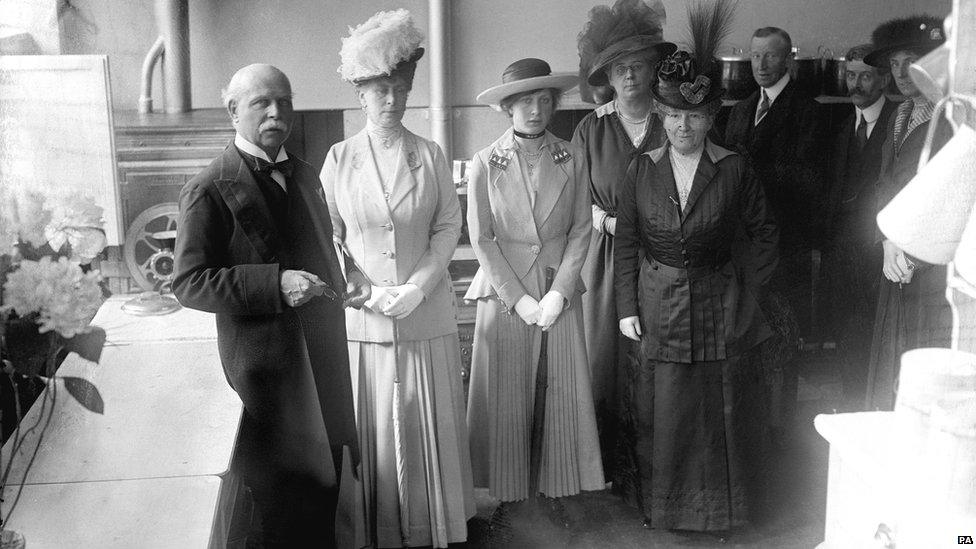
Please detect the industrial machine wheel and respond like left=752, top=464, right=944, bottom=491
left=123, top=202, right=179, bottom=292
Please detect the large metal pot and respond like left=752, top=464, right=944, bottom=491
left=791, top=53, right=823, bottom=96
left=716, top=52, right=757, bottom=100
left=820, top=47, right=848, bottom=97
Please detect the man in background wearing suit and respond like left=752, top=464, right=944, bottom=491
left=822, top=44, right=897, bottom=410
left=724, top=27, right=827, bottom=444
left=173, top=64, right=370, bottom=548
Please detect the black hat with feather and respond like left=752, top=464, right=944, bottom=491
left=577, top=0, right=677, bottom=90
left=651, top=0, right=736, bottom=110
left=864, top=15, right=945, bottom=69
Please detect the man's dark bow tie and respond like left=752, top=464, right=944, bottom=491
left=253, top=156, right=294, bottom=178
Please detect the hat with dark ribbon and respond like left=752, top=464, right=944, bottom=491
left=476, top=58, right=578, bottom=107
left=864, top=15, right=945, bottom=68
left=651, top=50, right=724, bottom=110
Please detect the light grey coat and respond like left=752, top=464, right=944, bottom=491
left=321, top=128, right=462, bottom=342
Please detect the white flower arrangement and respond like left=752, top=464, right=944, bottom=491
left=0, top=189, right=108, bottom=338
left=2, top=256, right=104, bottom=338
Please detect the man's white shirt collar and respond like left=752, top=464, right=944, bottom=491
left=235, top=134, right=288, bottom=191
left=761, top=72, right=791, bottom=105
left=854, top=95, right=886, bottom=139
left=235, top=133, right=288, bottom=163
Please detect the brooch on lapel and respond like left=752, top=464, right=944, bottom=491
left=550, top=147, right=571, bottom=165
left=352, top=151, right=364, bottom=170
left=488, top=150, right=511, bottom=170
left=406, top=151, right=421, bottom=170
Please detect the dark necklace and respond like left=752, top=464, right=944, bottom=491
left=514, top=129, right=545, bottom=139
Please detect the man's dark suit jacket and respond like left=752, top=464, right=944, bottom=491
left=724, top=79, right=827, bottom=252
left=826, top=98, right=899, bottom=244
left=173, top=144, right=358, bottom=491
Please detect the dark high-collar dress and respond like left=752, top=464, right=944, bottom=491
left=571, top=101, right=666, bottom=477
left=613, top=139, right=778, bottom=530
left=864, top=100, right=954, bottom=410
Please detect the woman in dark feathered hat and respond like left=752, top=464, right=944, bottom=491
left=321, top=9, right=475, bottom=547
left=571, top=0, right=676, bottom=481
left=613, top=1, right=779, bottom=533
left=862, top=15, right=954, bottom=411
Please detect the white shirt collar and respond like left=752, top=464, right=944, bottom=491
left=855, top=95, right=886, bottom=127
left=595, top=101, right=616, bottom=118
left=234, top=133, right=288, bottom=163
left=761, top=72, right=791, bottom=105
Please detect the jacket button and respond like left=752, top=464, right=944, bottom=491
left=679, top=238, right=686, bottom=244
left=530, top=245, right=541, bottom=255
left=382, top=250, right=396, bottom=259
left=383, top=223, right=394, bottom=231
left=683, top=259, right=690, bottom=266
left=383, top=279, right=394, bottom=285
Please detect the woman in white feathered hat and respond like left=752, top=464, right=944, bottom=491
left=319, top=9, right=474, bottom=548
left=464, top=59, right=606, bottom=503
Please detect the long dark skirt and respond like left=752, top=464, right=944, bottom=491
left=864, top=263, right=952, bottom=410
left=615, top=347, right=767, bottom=531
left=581, top=228, right=636, bottom=479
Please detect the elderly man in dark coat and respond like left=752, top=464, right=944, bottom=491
left=173, top=63, right=370, bottom=548
left=723, top=27, right=827, bottom=443
left=823, top=44, right=898, bottom=409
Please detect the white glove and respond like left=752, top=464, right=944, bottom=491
left=536, top=290, right=565, bottom=331
left=381, top=283, right=425, bottom=320
left=619, top=316, right=642, bottom=341
left=514, top=294, right=541, bottom=326
left=364, top=285, right=396, bottom=312
left=592, top=204, right=608, bottom=233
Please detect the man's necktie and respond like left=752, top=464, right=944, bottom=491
left=855, top=113, right=868, bottom=151
left=755, top=89, right=770, bottom=126
left=253, top=156, right=294, bottom=179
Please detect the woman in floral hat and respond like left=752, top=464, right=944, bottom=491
left=320, top=9, right=473, bottom=548
left=465, top=58, right=604, bottom=503
left=613, top=35, right=778, bottom=531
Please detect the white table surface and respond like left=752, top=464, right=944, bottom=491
left=1, top=476, right=227, bottom=549
left=91, top=294, right=217, bottom=343
left=1, top=339, right=242, bottom=484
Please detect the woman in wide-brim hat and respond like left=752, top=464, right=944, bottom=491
left=614, top=44, right=779, bottom=531
left=862, top=15, right=953, bottom=411
left=571, top=0, right=675, bottom=483
left=464, top=58, right=606, bottom=503
left=320, top=9, right=474, bottom=548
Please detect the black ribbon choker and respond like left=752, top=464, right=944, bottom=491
left=513, top=129, right=544, bottom=139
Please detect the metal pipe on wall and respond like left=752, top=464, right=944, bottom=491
left=156, top=0, right=191, bottom=113
left=428, top=0, right=453, bottom=160
left=138, top=36, right=165, bottom=113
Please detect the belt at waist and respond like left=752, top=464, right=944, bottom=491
left=644, top=253, right=731, bottom=279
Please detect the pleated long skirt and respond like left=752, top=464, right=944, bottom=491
left=346, top=333, right=476, bottom=548
left=616, top=348, right=767, bottom=531
left=467, top=294, right=605, bottom=502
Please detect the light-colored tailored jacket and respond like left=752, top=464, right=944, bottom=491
left=464, top=129, right=591, bottom=309
left=321, top=128, right=462, bottom=342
